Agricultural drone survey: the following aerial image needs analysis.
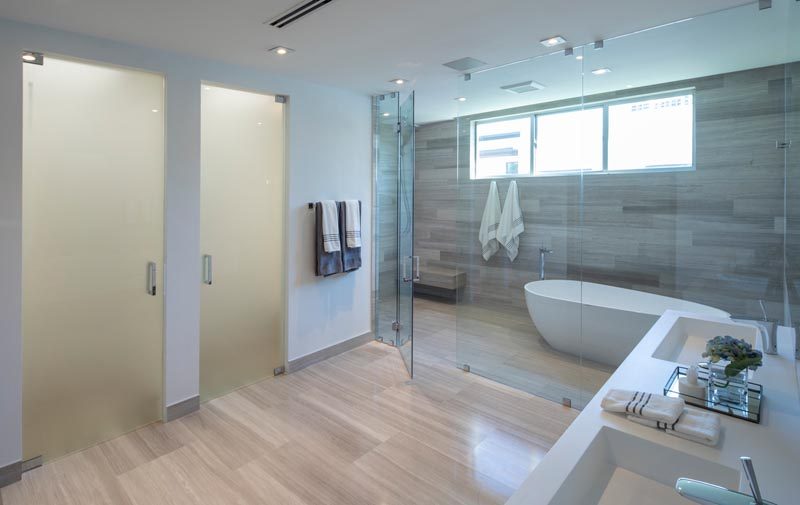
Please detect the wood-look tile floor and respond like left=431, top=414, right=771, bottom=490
left=413, top=297, right=614, bottom=410
left=1, top=340, right=577, bottom=505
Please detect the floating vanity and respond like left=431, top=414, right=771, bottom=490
left=506, top=311, right=800, bottom=505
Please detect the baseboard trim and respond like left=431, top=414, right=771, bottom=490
left=165, top=395, right=200, bottom=422
left=287, top=331, right=374, bottom=373
left=0, top=460, right=21, bottom=488
left=21, top=455, right=42, bottom=474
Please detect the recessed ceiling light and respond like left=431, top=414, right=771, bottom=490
left=382, top=112, right=391, bottom=117
left=269, top=46, right=294, bottom=55
left=151, top=109, right=160, bottom=113
left=575, top=55, right=584, bottom=61
left=591, top=67, right=612, bottom=75
left=455, top=97, right=467, bottom=102
left=257, top=121, right=263, bottom=125
left=626, top=84, right=633, bottom=88
left=390, top=78, right=407, bottom=85
left=204, top=86, right=212, bottom=90
left=21, top=51, right=43, bottom=65
left=540, top=36, right=566, bottom=48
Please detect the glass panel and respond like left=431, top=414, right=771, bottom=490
left=22, top=56, right=164, bottom=460
left=785, top=2, right=800, bottom=327
left=473, top=116, right=532, bottom=178
left=397, top=92, right=415, bottom=376
left=453, top=49, right=591, bottom=408
left=535, top=107, right=603, bottom=173
left=374, top=93, right=400, bottom=346
left=200, top=85, right=285, bottom=401
left=607, top=93, right=694, bottom=171
left=579, top=1, right=798, bottom=408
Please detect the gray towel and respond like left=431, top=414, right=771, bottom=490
left=315, top=202, right=343, bottom=276
left=339, top=201, right=362, bottom=272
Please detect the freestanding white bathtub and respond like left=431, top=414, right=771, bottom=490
left=524, top=280, right=729, bottom=366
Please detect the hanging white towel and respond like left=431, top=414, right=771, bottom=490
left=321, top=200, right=341, bottom=253
left=627, top=407, right=721, bottom=447
left=478, top=181, right=502, bottom=261
left=344, top=200, right=362, bottom=248
left=497, top=180, right=524, bottom=261
left=601, top=389, right=685, bottom=425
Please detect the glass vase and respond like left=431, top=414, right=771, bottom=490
left=707, top=362, right=749, bottom=407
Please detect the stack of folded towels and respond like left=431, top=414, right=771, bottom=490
left=601, top=389, right=722, bottom=447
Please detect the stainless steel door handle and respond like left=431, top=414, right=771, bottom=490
left=147, top=262, right=157, bottom=296
left=202, top=254, right=213, bottom=285
left=413, top=255, right=420, bottom=282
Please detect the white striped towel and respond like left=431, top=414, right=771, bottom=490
left=601, top=389, right=685, bottom=425
left=344, top=200, right=362, bottom=248
left=497, top=180, right=524, bottom=261
left=627, top=407, right=721, bottom=447
left=478, top=181, right=501, bottom=261
left=321, top=200, right=340, bottom=253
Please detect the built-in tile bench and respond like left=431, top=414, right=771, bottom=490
left=414, top=266, right=465, bottom=301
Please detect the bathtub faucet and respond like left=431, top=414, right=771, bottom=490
left=539, top=247, right=552, bottom=280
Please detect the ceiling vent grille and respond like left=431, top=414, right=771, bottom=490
left=500, top=80, right=546, bottom=94
left=266, top=0, right=335, bottom=28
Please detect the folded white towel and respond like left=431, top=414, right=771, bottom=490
left=627, top=407, right=721, bottom=447
left=321, top=200, right=340, bottom=253
left=478, top=181, right=502, bottom=261
left=344, top=200, right=361, bottom=248
left=601, top=389, right=685, bottom=425
left=497, top=180, right=524, bottom=261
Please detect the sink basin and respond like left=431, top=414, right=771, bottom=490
left=651, top=316, right=761, bottom=366
left=549, top=427, right=740, bottom=505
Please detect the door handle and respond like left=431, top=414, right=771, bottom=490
left=413, top=255, right=420, bottom=282
left=402, top=256, right=412, bottom=282
left=147, top=261, right=157, bottom=296
left=202, top=254, right=213, bottom=285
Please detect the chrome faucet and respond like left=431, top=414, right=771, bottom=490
left=538, top=247, right=552, bottom=280
left=676, top=457, right=775, bottom=505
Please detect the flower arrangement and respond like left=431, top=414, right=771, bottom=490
left=702, top=335, right=763, bottom=378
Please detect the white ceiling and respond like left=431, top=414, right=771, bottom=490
left=0, top=0, right=788, bottom=123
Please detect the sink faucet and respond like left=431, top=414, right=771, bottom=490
left=676, top=457, right=776, bottom=505
left=538, top=246, right=552, bottom=280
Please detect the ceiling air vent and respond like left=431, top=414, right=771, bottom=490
left=500, top=80, right=546, bottom=94
left=443, top=57, right=487, bottom=72
left=266, top=0, right=335, bottom=28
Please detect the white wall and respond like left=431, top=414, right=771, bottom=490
left=0, top=18, right=372, bottom=469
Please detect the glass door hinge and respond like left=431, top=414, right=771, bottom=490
left=776, top=141, right=791, bottom=149
left=392, top=321, right=402, bottom=331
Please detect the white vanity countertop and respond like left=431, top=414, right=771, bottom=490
left=506, top=310, right=800, bottom=505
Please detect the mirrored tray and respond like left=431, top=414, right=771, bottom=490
left=664, top=365, right=762, bottom=424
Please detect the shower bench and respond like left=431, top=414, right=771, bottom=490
left=413, top=266, right=466, bottom=301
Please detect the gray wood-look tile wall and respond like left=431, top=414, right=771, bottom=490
left=415, top=63, right=799, bottom=320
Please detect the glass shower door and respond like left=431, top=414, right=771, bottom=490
left=397, top=92, right=416, bottom=376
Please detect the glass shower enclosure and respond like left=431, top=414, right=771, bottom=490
left=374, top=91, right=416, bottom=376
left=442, top=0, right=800, bottom=410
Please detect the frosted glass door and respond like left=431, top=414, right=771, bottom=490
left=22, top=56, right=165, bottom=461
left=200, top=85, right=285, bottom=401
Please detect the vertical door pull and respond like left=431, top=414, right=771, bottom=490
left=413, top=256, right=420, bottom=282
left=147, top=262, right=157, bottom=296
left=202, top=255, right=213, bottom=285
left=402, top=256, right=412, bottom=282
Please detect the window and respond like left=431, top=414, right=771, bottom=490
left=470, top=90, right=694, bottom=179
left=535, top=108, right=604, bottom=174
left=473, top=116, right=532, bottom=178
left=608, top=94, right=693, bottom=171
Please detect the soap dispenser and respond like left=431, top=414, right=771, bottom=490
left=678, top=364, right=707, bottom=406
